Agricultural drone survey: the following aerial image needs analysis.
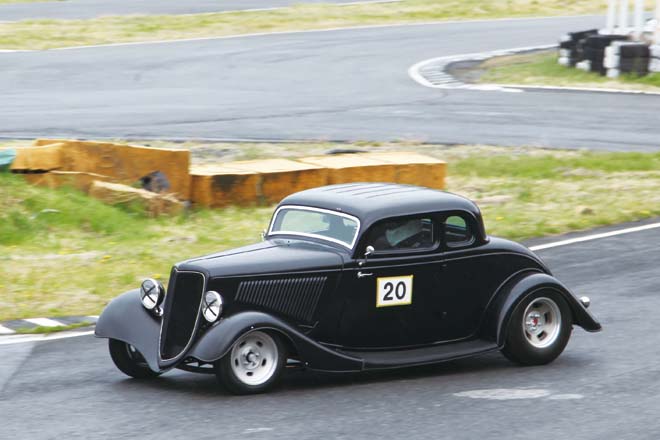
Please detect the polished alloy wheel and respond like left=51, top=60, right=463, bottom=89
left=230, top=331, right=279, bottom=386
left=522, top=297, right=561, bottom=348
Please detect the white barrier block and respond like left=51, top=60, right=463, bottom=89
left=576, top=60, right=592, bottom=71
left=558, top=57, right=571, bottom=66
left=559, top=48, right=571, bottom=58
left=650, top=44, right=660, bottom=58
left=649, top=58, right=660, bottom=72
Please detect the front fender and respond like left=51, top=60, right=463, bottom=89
left=188, top=311, right=363, bottom=373
left=95, top=289, right=162, bottom=372
left=481, top=272, right=602, bottom=346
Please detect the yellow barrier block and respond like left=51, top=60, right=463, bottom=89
left=190, top=165, right=261, bottom=208
left=297, top=154, right=399, bottom=185
left=228, top=159, right=328, bottom=204
left=361, top=152, right=446, bottom=189
left=88, top=181, right=184, bottom=216
left=17, top=139, right=191, bottom=199
left=11, top=143, right=65, bottom=172
left=190, top=159, right=328, bottom=206
left=23, top=170, right=111, bottom=193
left=33, top=138, right=69, bottom=147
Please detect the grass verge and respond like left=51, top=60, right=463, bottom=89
left=0, top=0, right=623, bottom=50
left=14, top=321, right=93, bottom=334
left=478, top=51, right=660, bottom=92
left=2, top=142, right=660, bottom=321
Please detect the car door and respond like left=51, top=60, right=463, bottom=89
left=336, top=215, right=450, bottom=349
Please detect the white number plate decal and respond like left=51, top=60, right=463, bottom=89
left=376, top=275, right=413, bottom=308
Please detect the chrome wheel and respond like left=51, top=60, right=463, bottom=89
left=522, top=297, right=561, bottom=348
left=229, top=331, right=279, bottom=387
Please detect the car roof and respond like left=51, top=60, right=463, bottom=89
left=278, top=183, right=481, bottom=226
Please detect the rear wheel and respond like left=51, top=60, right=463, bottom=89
left=501, top=291, right=572, bottom=365
left=216, top=330, right=286, bottom=395
left=108, top=339, right=160, bottom=379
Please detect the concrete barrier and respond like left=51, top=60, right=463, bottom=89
left=88, top=180, right=184, bottom=216
left=12, top=139, right=191, bottom=199
left=12, top=139, right=447, bottom=210
left=190, top=159, right=328, bottom=207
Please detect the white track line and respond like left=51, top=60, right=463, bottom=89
left=0, top=325, right=15, bottom=335
left=491, top=83, right=660, bottom=96
left=529, top=222, right=660, bottom=251
left=2, top=221, right=658, bottom=344
left=22, top=317, right=65, bottom=327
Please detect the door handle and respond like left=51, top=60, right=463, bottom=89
left=357, top=271, right=373, bottom=279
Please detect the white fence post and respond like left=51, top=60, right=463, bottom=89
left=619, top=0, right=629, bottom=33
left=633, top=0, right=645, bottom=39
left=607, top=0, right=618, bottom=34
left=656, top=0, right=660, bottom=44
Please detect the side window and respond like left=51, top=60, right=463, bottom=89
left=444, top=215, right=474, bottom=247
left=365, top=217, right=435, bottom=252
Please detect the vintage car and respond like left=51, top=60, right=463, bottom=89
left=96, top=183, right=601, bottom=394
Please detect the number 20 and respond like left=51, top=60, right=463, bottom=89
left=383, top=281, right=406, bottom=301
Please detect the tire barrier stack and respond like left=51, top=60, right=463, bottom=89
left=604, top=41, right=651, bottom=77
left=558, top=29, right=599, bottom=67
left=572, top=34, right=629, bottom=75
left=10, top=139, right=447, bottom=211
left=650, top=45, right=660, bottom=72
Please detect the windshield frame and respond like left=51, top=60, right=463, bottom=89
left=267, top=205, right=361, bottom=250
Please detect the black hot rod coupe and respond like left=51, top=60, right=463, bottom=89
left=96, top=183, right=601, bottom=394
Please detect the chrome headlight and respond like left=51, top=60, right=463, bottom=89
left=202, top=290, right=223, bottom=323
left=140, top=278, right=164, bottom=311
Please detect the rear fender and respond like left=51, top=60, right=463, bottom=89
left=188, top=311, right=363, bottom=373
left=481, top=272, right=602, bottom=346
left=94, top=289, right=162, bottom=372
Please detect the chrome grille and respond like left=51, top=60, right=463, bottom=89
left=159, top=270, right=205, bottom=361
left=235, top=276, right=327, bottom=323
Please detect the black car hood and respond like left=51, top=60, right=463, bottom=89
left=176, top=239, right=346, bottom=278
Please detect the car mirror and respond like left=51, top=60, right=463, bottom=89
left=365, top=245, right=375, bottom=258
left=261, top=229, right=267, bottom=241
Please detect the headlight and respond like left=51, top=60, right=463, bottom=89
left=202, top=291, right=223, bottom=323
left=140, top=278, right=164, bottom=311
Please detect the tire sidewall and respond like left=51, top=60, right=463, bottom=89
left=108, top=339, right=160, bottom=379
left=503, top=290, right=572, bottom=365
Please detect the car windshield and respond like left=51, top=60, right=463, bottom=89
left=269, top=206, right=360, bottom=249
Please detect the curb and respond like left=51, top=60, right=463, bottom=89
left=0, top=315, right=98, bottom=335
left=408, top=45, right=660, bottom=96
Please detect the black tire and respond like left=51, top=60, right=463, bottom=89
left=501, top=291, right=572, bottom=366
left=108, top=339, right=161, bottom=379
left=216, top=331, right=286, bottom=395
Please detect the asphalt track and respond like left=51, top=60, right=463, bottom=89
left=2, top=14, right=660, bottom=150
left=0, top=0, right=385, bottom=21
left=1, top=221, right=659, bottom=439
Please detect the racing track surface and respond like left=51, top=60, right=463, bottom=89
left=1, top=223, right=659, bottom=440
left=0, top=0, right=381, bottom=22
left=2, top=15, right=660, bottom=150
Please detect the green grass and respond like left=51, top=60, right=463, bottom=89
left=0, top=0, right=627, bottom=50
left=479, top=51, right=660, bottom=92
left=2, top=142, right=660, bottom=321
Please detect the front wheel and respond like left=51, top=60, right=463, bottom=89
left=108, top=339, right=160, bottom=379
left=216, top=330, right=286, bottom=395
left=501, top=291, right=572, bottom=365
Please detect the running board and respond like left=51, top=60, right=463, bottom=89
left=339, top=339, right=498, bottom=370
